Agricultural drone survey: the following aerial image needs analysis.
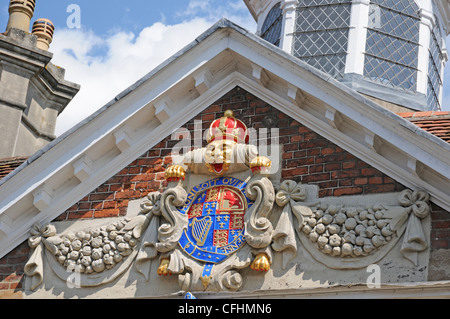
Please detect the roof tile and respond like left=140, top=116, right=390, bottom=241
left=0, top=157, right=28, bottom=180
left=398, top=111, right=450, bottom=143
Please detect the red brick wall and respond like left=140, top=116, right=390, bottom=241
left=1, top=86, right=449, bottom=296
left=56, top=145, right=171, bottom=221
left=431, top=204, right=450, bottom=250
left=277, top=115, right=405, bottom=198
left=0, top=242, right=29, bottom=298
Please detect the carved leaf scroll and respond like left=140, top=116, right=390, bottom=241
left=155, top=185, right=188, bottom=253
left=244, top=175, right=275, bottom=249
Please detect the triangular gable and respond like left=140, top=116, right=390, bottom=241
left=0, top=19, right=449, bottom=260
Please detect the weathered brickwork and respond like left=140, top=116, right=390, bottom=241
left=0, top=242, right=29, bottom=297
left=1, top=86, right=449, bottom=296
left=56, top=145, right=171, bottom=221
left=431, top=204, right=450, bottom=250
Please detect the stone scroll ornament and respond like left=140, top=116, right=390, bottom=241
left=274, top=181, right=431, bottom=269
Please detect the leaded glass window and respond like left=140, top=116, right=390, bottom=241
left=427, top=19, right=443, bottom=110
left=261, top=2, right=283, bottom=47
left=292, top=0, right=352, bottom=79
left=363, top=0, right=420, bottom=92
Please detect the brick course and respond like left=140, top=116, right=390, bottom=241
left=431, top=204, right=450, bottom=250
left=0, top=242, right=29, bottom=296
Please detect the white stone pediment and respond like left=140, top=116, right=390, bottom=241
left=0, top=19, right=449, bottom=263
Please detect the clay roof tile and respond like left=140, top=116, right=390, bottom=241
left=0, top=157, right=28, bottom=180
left=398, top=111, right=450, bottom=143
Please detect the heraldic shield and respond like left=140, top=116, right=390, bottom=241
left=178, top=177, right=254, bottom=265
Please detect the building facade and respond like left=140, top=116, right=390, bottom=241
left=247, top=0, right=449, bottom=112
left=0, top=0, right=449, bottom=299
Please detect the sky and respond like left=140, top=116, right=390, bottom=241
left=1, top=0, right=449, bottom=136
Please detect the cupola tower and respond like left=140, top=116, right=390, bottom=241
left=245, top=0, right=449, bottom=112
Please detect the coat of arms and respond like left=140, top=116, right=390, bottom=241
left=179, top=180, right=251, bottom=262
left=155, top=110, right=276, bottom=291
left=178, top=177, right=253, bottom=286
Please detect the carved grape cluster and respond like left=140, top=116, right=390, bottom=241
left=54, top=218, right=138, bottom=274
left=301, top=204, right=394, bottom=258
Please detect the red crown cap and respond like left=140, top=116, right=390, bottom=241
left=207, top=110, right=249, bottom=144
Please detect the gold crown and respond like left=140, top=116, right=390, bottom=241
left=206, top=110, right=249, bottom=144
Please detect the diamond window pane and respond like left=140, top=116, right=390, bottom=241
left=261, top=2, right=283, bottom=47
left=368, top=4, right=420, bottom=42
left=364, top=55, right=417, bottom=91
left=427, top=20, right=444, bottom=110
left=371, top=0, right=420, bottom=18
left=293, top=1, right=352, bottom=79
left=365, top=30, right=418, bottom=68
left=427, top=80, right=440, bottom=111
left=364, top=0, right=420, bottom=93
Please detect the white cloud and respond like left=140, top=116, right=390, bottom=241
left=177, top=0, right=256, bottom=32
left=52, top=18, right=214, bottom=136
left=52, top=1, right=257, bottom=136
left=50, top=2, right=449, bottom=138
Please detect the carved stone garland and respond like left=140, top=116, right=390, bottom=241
left=24, top=193, right=158, bottom=290
left=274, top=181, right=430, bottom=270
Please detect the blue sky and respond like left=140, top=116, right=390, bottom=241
left=1, top=0, right=256, bottom=135
left=1, top=1, right=449, bottom=135
left=2, top=1, right=253, bottom=34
